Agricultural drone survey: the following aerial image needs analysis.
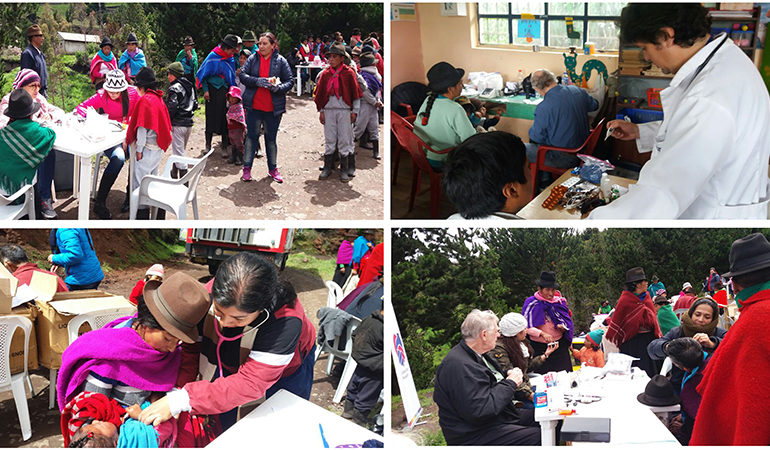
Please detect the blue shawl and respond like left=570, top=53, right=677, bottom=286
left=352, top=236, right=372, bottom=263
left=118, top=48, right=147, bottom=77
left=522, top=293, right=575, bottom=341
left=195, top=45, right=236, bottom=89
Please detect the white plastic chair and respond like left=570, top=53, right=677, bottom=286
left=129, top=148, right=214, bottom=220
left=0, top=315, right=34, bottom=440
left=673, top=308, right=688, bottom=320
left=341, top=273, right=359, bottom=298
left=315, top=315, right=362, bottom=403
left=0, top=184, right=36, bottom=221
left=89, top=153, right=110, bottom=199
left=325, top=280, right=344, bottom=308
left=48, top=306, right=136, bottom=410
left=660, top=356, right=673, bottom=376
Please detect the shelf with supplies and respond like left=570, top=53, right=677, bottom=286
left=708, top=5, right=761, bottom=61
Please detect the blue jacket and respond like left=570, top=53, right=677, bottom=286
left=529, top=84, right=598, bottom=148
left=20, top=44, right=48, bottom=97
left=239, top=49, right=294, bottom=116
left=50, top=229, right=104, bottom=287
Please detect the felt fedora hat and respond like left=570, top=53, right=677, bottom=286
left=637, top=374, right=680, bottom=406
left=535, top=271, right=560, bottom=289
left=133, top=66, right=157, bottom=88
left=625, top=267, right=646, bottom=283
left=143, top=272, right=211, bottom=344
left=359, top=52, right=376, bottom=68
left=182, top=36, right=195, bottom=46
left=221, top=34, right=239, bottom=49
left=723, top=232, right=770, bottom=278
left=426, top=61, right=465, bottom=92
left=3, top=89, right=39, bottom=119
left=325, top=42, right=347, bottom=57
left=100, top=36, right=113, bottom=49
left=243, top=30, right=257, bottom=42
left=125, top=32, right=139, bottom=44
left=26, top=24, right=43, bottom=37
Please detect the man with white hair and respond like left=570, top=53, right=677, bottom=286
left=433, top=309, right=541, bottom=446
left=526, top=68, right=599, bottom=172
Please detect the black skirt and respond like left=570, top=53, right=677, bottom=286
left=530, top=333, right=573, bottom=374
left=619, top=332, right=661, bottom=378
left=205, top=83, right=228, bottom=136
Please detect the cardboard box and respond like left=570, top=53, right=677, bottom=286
left=2, top=304, right=39, bottom=374
left=35, top=289, right=135, bottom=369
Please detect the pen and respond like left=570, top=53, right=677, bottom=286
left=319, top=423, right=329, bottom=448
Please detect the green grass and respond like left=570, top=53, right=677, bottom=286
left=422, top=429, right=446, bottom=446
left=391, top=387, right=435, bottom=412
left=285, top=251, right=335, bottom=282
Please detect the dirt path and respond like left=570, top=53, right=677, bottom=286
left=53, top=95, right=384, bottom=220
left=0, top=253, right=350, bottom=447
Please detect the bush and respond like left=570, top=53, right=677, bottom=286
left=404, top=324, right=440, bottom=391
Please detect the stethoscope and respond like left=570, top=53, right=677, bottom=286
left=213, top=309, right=269, bottom=377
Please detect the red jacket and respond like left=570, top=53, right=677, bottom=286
left=691, top=287, right=770, bottom=445
left=128, top=279, right=145, bottom=306
left=13, top=262, right=68, bottom=292
left=314, top=64, right=362, bottom=111
left=606, top=290, right=661, bottom=348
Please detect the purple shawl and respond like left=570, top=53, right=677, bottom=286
left=337, top=240, right=354, bottom=265
left=57, top=315, right=181, bottom=411
left=522, top=293, right=575, bottom=341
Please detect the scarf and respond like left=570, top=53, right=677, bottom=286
left=118, top=402, right=159, bottom=448
left=90, top=51, right=118, bottom=83
left=325, top=64, right=343, bottom=98
left=226, top=101, right=246, bottom=125
left=360, top=69, right=382, bottom=98
left=56, top=315, right=181, bottom=411
left=735, top=279, right=770, bottom=308
left=681, top=310, right=718, bottom=337
left=126, top=89, right=172, bottom=151
left=195, top=45, right=236, bottom=89
left=605, top=290, right=662, bottom=348
left=352, top=236, right=372, bottom=263
left=118, top=48, right=147, bottom=78
left=60, top=391, right=126, bottom=447
left=314, top=64, right=362, bottom=110
left=97, top=49, right=114, bottom=62
left=336, top=240, right=354, bottom=265
left=0, top=119, right=56, bottom=194
left=522, top=291, right=574, bottom=341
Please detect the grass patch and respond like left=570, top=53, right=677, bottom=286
left=391, top=387, right=435, bottom=412
left=285, top=251, right=335, bottom=282
left=118, top=235, right=184, bottom=269
left=422, top=429, right=446, bottom=446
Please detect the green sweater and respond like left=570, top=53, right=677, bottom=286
left=657, top=303, right=681, bottom=335
left=0, top=119, right=55, bottom=195
left=414, top=96, right=475, bottom=164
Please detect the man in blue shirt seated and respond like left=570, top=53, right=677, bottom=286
left=525, top=69, right=598, bottom=169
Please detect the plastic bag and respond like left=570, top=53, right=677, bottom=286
left=602, top=352, right=638, bottom=375
left=577, top=155, right=615, bottom=184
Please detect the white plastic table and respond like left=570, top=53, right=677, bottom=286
left=296, top=63, right=327, bottom=96
left=206, top=389, right=382, bottom=448
left=52, top=122, right=125, bottom=220
left=534, top=368, right=680, bottom=446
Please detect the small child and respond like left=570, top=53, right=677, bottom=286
left=226, top=86, right=246, bottom=166
left=315, top=43, right=362, bottom=182
left=353, top=52, right=383, bottom=160
left=128, top=264, right=164, bottom=306
left=571, top=329, right=605, bottom=368
left=165, top=62, right=197, bottom=179
left=666, top=337, right=708, bottom=445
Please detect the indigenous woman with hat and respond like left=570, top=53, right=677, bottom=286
left=605, top=267, right=662, bottom=377
left=90, top=36, right=118, bottom=89
left=196, top=34, right=238, bottom=156
left=127, top=67, right=172, bottom=220
left=488, top=312, right=558, bottom=408
left=522, top=271, right=575, bottom=373
left=414, top=62, right=476, bottom=170
left=0, top=89, right=56, bottom=204
left=239, top=32, right=294, bottom=183
left=648, top=296, right=726, bottom=394
left=75, top=69, right=139, bottom=219
left=138, top=252, right=316, bottom=433
left=118, top=33, right=147, bottom=83
left=175, top=36, right=198, bottom=87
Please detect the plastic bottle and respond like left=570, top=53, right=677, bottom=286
left=562, top=71, right=570, bottom=85
left=517, top=69, right=525, bottom=85
left=600, top=173, right=612, bottom=198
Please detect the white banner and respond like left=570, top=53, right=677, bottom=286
left=386, top=298, right=422, bottom=429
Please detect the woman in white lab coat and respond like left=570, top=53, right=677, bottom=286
left=590, top=3, right=770, bottom=219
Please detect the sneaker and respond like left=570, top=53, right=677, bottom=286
left=241, top=166, right=252, bottom=182
left=268, top=168, right=283, bottom=183
left=40, top=198, right=57, bottom=219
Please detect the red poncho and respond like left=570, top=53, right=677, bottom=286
left=357, top=243, right=384, bottom=287
left=690, top=288, right=770, bottom=445
left=126, top=89, right=172, bottom=151
left=314, top=64, right=362, bottom=110
left=605, top=290, right=661, bottom=348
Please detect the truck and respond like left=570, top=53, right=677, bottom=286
left=185, top=228, right=295, bottom=274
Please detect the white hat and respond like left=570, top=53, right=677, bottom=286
left=103, top=69, right=128, bottom=93
left=499, top=312, right=527, bottom=337
left=682, top=282, right=692, bottom=290
left=146, top=264, right=164, bottom=280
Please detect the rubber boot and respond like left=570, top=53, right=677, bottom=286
left=347, top=152, right=356, bottom=178
left=234, top=147, right=243, bottom=166
left=135, top=208, right=150, bottom=220
left=228, top=145, right=236, bottom=164
left=358, top=129, right=371, bottom=148
left=339, top=154, right=350, bottom=182
left=93, top=170, right=119, bottom=220
left=205, top=133, right=212, bottom=152
left=319, top=154, right=334, bottom=179
left=371, top=139, right=380, bottom=160
left=170, top=166, right=179, bottom=179
left=341, top=399, right=355, bottom=419
left=121, top=179, right=130, bottom=213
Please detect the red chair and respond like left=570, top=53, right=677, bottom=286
left=529, top=117, right=606, bottom=199
left=390, top=111, right=452, bottom=218
left=391, top=108, right=416, bottom=185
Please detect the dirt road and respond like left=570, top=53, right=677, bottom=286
left=53, top=95, right=384, bottom=220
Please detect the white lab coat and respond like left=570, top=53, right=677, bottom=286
left=590, top=35, right=770, bottom=219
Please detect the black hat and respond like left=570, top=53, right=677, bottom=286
left=125, top=33, right=138, bottom=44
left=625, top=267, right=646, bottom=283
left=637, top=375, right=680, bottom=406
left=3, top=89, right=39, bottom=119
left=535, top=271, right=560, bottom=289
left=133, top=66, right=157, bottom=88
left=426, top=61, right=464, bottom=92
left=100, top=36, right=112, bottom=49
left=325, top=43, right=346, bottom=57
left=182, top=36, right=195, bottom=46
left=361, top=44, right=376, bottom=55
left=359, top=53, right=376, bottom=68
left=243, top=30, right=257, bottom=42
left=221, top=34, right=239, bottom=49
left=723, top=233, right=770, bottom=278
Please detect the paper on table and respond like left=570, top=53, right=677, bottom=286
left=12, top=284, right=37, bottom=308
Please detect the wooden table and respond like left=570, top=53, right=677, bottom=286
left=518, top=171, right=636, bottom=220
